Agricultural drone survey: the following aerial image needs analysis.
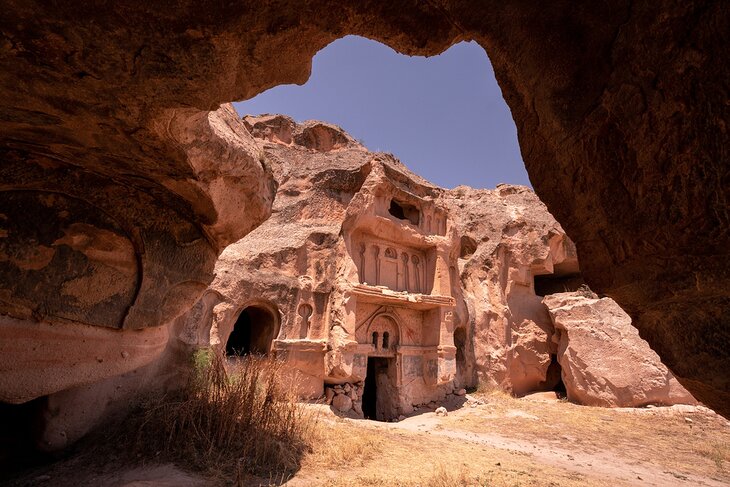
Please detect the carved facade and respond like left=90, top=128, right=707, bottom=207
left=260, top=171, right=459, bottom=420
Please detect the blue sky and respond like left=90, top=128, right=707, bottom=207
left=234, top=36, right=530, bottom=190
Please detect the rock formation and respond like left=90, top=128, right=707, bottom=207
left=0, top=0, right=726, bottom=417
left=544, top=292, right=696, bottom=408
left=0, top=104, right=275, bottom=406
left=190, top=114, right=695, bottom=421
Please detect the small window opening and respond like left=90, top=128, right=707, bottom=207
left=372, top=331, right=379, bottom=348
left=382, top=331, right=389, bottom=349
left=388, top=199, right=420, bottom=226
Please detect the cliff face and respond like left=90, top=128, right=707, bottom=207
left=439, top=184, right=580, bottom=396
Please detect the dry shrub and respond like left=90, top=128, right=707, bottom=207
left=132, top=349, right=315, bottom=482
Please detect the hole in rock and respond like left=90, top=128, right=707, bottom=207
left=234, top=36, right=530, bottom=190
left=226, top=304, right=278, bottom=356
left=388, top=200, right=420, bottom=225
left=459, top=235, right=478, bottom=259
left=362, top=357, right=397, bottom=422
left=534, top=272, right=585, bottom=297
left=544, top=354, right=567, bottom=399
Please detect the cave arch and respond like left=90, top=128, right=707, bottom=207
left=225, top=302, right=280, bottom=357
left=1, top=1, right=726, bottom=417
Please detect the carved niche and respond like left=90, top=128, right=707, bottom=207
left=367, top=313, right=399, bottom=356
left=355, top=237, right=427, bottom=293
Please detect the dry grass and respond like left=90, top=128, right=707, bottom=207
left=290, top=417, right=604, bottom=487
left=442, top=388, right=730, bottom=481
left=131, top=350, right=316, bottom=483
left=280, top=389, right=730, bottom=486
left=696, top=440, right=730, bottom=472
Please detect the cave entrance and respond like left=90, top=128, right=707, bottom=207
left=362, top=356, right=397, bottom=421
left=225, top=304, right=278, bottom=357
left=454, top=327, right=467, bottom=384
left=388, top=199, right=420, bottom=226
left=533, top=273, right=585, bottom=297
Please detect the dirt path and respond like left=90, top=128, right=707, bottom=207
left=383, top=410, right=725, bottom=487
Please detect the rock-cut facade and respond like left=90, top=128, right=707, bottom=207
left=178, top=114, right=694, bottom=421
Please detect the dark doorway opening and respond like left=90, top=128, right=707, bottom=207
left=225, top=305, right=277, bottom=356
left=362, top=357, right=395, bottom=421
left=388, top=200, right=420, bottom=226
left=533, top=273, right=584, bottom=297
left=541, top=354, right=567, bottom=399
left=454, top=327, right=466, bottom=382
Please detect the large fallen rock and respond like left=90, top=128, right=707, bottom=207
left=543, top=293, right=696, bottom=407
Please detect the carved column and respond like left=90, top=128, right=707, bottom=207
left=372, top=245, right=381, bottom=285
left=401, top=252, right=410, bottom=292
left=358, top=243, right=366, bottom=283
left=412, top=254, right=421, bottom=293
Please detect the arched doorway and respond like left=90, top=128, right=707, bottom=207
left=362, top=314, right=399, bottom=421
left=225, top=304, right=279, bottom=357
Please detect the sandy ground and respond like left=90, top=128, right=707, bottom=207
left=286, top=392, right=730, bottom=487
left=386, top=408, right=725, bottom=486
left=6, top=392, right=729, bottom=486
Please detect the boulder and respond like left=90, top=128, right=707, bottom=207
left=543, top=293, right=697, bottom=408
left=325, top=387, right=335, bottom=405
left=332, top=394, right=353, bottom=413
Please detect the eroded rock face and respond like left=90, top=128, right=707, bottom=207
left=0, top=104, right=275, bottom=406
left=191, top=116, right=694, bottom=419
left=543, top=293, right=696, bottom=408
left=206, top=115, right=461, bottom=415
left=440, top=184, right=580, bottom=396
left=1, top=0, right=726, bottom=415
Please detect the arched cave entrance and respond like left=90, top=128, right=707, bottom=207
left=225, top=304, right=279, bottom=357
